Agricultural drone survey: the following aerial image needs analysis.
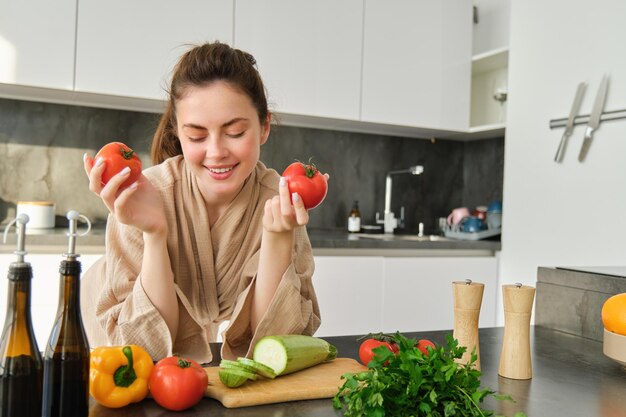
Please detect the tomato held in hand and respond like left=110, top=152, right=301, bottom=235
left=282, top=159, right=328, bottom=209
left=416, top=339, right=436, bottom=356
left=358, top=339, right=398, bottom=366
left=95, top=141, right=142, bottom=190
left=149, top=356, right=208, bottom=411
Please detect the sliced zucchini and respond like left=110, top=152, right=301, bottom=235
left=218, top=368, right=252, bottom=388
left=219, top=360, right=258, bottom=380
left=220, top=359, right=257, bottom=374
left=237, top=357, right=277, bottom=379
left=253, top=335, right=338, bottom=376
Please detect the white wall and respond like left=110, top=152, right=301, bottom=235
left=498, top=0, right=626, bottom=323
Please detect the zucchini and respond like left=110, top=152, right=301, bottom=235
left=218, top=368, right=253, bottom=388
left=237, top=357, right=277, bottom=379
left=219, top=361, right=258, bottom=381
left=219, top=359, right=259, bottom=378
left=252, top=335, right=337, bottom=376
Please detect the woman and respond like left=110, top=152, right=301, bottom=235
left=81, top=42, right=325, bottom=363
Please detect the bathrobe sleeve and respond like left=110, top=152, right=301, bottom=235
left=220, top=226, right=321, bottom=359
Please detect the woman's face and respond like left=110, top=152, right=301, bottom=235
left=176, top=81, right=269, bottom=205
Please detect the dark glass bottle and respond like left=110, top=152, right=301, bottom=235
left=0, top=215, right=43, bottom=417
left=348, top=200, right=361, bottom=233
left=42, top=211, right=91, bottom=417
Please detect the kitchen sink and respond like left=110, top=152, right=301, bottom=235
left=356, top=233, right=452, bottom=242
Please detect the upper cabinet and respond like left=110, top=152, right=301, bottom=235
left=0, top=0, right=76, bottom=90
left=469, top=0, right=510, bottom=130
left=75, top=0, right=234, bottom=100
left=0, top=1, right=506, bottom=140
left=234, top=0, right=363, bottom=121
left=361, top=0, right=473, bottom=131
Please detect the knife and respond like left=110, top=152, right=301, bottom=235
left=554, top=82, right=586, bottom=162
left=578, top=75, right=609, bottom=162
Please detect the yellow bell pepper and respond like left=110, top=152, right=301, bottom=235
left=89, top=345, right=154, bottom=408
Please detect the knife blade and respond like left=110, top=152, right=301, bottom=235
left=554, top=82, right=586, bottom=162
left=578, top=75, right=609, bottom=162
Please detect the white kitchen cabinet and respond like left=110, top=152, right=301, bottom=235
left=313, top=254, right=497, bottom=337
left=470, top=48, right=508, bottom=128
left=0, top=253, right=104, bottom=349
left=382, top=256, right=497, bottom=333
left=75, top=0, right=233, bottom=100
left=469, top=0, right=510, bottom=129
left=472, top=0, right=510, bottom=56
left=234, top=0, right=363, bottom=120
left=0, top=0, right=76, bottom=90
left=361, top=0, right=472, bottom=131
left=312, top=256, right=384, bottom=337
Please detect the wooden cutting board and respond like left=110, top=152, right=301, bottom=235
left=204, top=357, right=367, bottom=408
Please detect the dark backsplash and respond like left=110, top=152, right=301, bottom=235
left=0, top=98, right=503, bottom=233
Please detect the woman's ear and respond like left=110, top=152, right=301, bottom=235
left=260, top=113, right=271, bottom=145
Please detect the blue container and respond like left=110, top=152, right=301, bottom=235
left=461, top=216, right=485, bottom=233
left=487, top=201, right=503, bottom=213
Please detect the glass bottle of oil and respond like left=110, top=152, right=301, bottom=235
left=42, top=211, right=91, bottom=417
left=0, top=214, right=43, bottom=417
left=348, top=200, right=361, bottom=233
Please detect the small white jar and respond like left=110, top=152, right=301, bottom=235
left=17, top=201, right=56, bottom=229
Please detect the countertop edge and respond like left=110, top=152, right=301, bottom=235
left=0, top=228, right=501, bottom=256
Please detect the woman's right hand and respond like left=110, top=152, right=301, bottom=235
left=84, top=154, right=168, bottom=235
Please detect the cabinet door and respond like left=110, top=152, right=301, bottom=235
left=235, top=0, right=363, bottom=120
left=361, top=0, right=472, bottom=130
left=382, top=257, right=497, bottom=333
left=75, top=0, right=233, bottom=100
left=472, top=0, right=510, bottom=56
left=313, top=256, right=384, bottom=337
left=0, top=0, right=75, bottom=89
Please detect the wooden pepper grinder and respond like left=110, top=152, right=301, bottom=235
left=499, top=283, right=536, bottom=380
left=453, top=279, right=484, bottom=370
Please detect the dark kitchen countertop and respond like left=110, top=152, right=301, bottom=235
left=0, top=226, right=500, bottom=255
left=86, top=326, right=626, bottom=416
left=307, top=228, right=500, bottom=255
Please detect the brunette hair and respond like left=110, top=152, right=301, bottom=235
left=150, top=42, right=269, bottom=164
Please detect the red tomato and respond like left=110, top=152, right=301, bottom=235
left=416, top=339, right=436, bottom=356
left=149, top=356, right=208, bottom=411
left=358, top=339, right=398, bottom=366
left=95, top=141, right=142, bottom=190
left=282, top=160, right=328, bottom=209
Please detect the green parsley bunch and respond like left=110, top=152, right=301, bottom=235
left=333, top=332, right=526, bottom=417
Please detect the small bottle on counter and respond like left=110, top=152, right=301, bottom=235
left=42, top=211, right=92, bottom=417
left=348, top=200, right=361, bottom=233
left=0, top=214, right=43, bottom=417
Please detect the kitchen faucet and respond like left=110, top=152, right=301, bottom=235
left=376, top=165, right=424, bottom=233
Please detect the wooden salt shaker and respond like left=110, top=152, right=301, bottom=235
left=453, top=279, right=484, bottom=370
left=498, top=283, right=535, bottom=380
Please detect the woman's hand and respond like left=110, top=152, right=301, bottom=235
left=262, top=174, right=329, bottom=233
left=84, top=153, right=167, bottom=235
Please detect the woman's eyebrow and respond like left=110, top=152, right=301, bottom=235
left=182, top=118, right=248, bottom=130
left=222, top=117, right=248, bottom=128
left=182, top=123, right=208, bottom=131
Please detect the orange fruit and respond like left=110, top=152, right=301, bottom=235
left=602, top=293, right=626, bottom=335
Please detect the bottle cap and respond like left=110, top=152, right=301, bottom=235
left=63, top=210, right=92, bottom=259
left=3, top=214, right=30, bottom=264
left=8, top=263, right=33, bottom=281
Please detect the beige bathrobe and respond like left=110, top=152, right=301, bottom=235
left=80, top=155, right=321, bottom=364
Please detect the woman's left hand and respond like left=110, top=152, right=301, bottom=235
left=262, top=174, right=327, bottom=233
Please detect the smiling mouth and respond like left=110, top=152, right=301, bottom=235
left=207, top=165, right=236, bottom=174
